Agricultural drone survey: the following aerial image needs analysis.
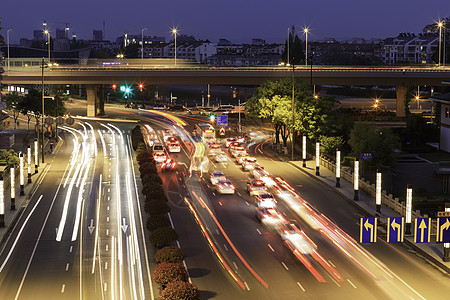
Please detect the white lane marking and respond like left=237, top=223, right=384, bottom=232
left=331, top=277, right=341, bottom=287
left=105, top=262, right=108, bottom=270
left=256, top=229, right=262, bottom=235
left=216, top=229, right=220, bottom=235
left=223, top=244, right=229, bottom=251
left=69, top=246, right=73, bottom=253
left=106, top=229, right=109, bottom=236
left=61, top=284, right=65, bottom=293
left=65, top=263, right=69, bottom=271
left=233, top=262, right=239, bottom=269
left=106, top=245, right=109, bottom=251
left=107, top=206, right=110, bottom=211
left=212, top=192, right=216, bottom=196
left=237, top=192, right=242, bottom=196
left=328, top=260, right=336, bottom=268
left=281, top=262, right=289, bottom=270
left=245, top=201, right=249, bottom=205
left=244, top=282, right=250, bottom=291
left=297, top=282, right=305, bottom=291
left=218, top=201, right=223, bottom=206
left=107, top=217, right=109, bottom=222
left=107, top=196, right=110, bottom=201
left=108, top=188, right=110, bottom=192
left=267, top=244, right=275, bottom=252
left=104, top=282, right=108, bottom=291
left=347, top=279, right=357, bottom=289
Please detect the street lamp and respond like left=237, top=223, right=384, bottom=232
left=44, top=29, right=50, bottom=62
left=287, top=27, right=290, bottom=66
left=438, top=21, right=443, bottom=66
left=291, top=63, right=295, bottom=160
left=303, top=27, right=309, bottom=66
left=171, top=27, right=178, bottom=66
left=7, top=29, right=12, bottom=71
left=41, top=58, right=47, bottom=163
left=141, top=28, right=147, bottom=69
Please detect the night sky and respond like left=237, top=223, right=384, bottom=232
left=1, top=0, right=450, bottom=44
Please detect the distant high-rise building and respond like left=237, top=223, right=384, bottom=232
left=33, top=30, right=44, bottom=41
left=93, top=30, right=103, bottom=41
left=56, top=28, right=66, bottom=39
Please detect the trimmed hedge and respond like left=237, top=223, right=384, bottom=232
left=155, top=246, right=186, bottom=264
left=146, top=214, right=171, bottom=232
left=159, top=281, right=200, bottom=300
left=140, top=163, right=158, bottom=176
left=143, top=184, right=166, bottom=201
left=153, top=263, right=188, bottom=286
left=141, top=173, right=163, bottom=185
left=144, top=200, right=171, bottom=214
left=150, top=227, right=178, bottom=246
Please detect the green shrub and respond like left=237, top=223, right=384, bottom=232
left=155, top=246, right=186, bottom=264
left=159, top=281, right=200, bottom=300
left=147, top=214, right=171, bottom=232
left=139, top=162, right=158, bottom=176
left=141, top=173, right=163, bottom=185
left=143, top=184, right=166, bottom=201
left=144, top=200, right=171, bottom=214
left=153, top=263, right=188, bottom=286
left=150, top=227, right=178, bottom=246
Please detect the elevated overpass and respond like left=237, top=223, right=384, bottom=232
left=2, top=61, right=450, bottom=117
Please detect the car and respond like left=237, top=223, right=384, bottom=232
left=235, top=153, right=250, bottom=164
left=187, top=107, right=205, bottom=115
left=168, top=142, right=181, bottom=153
left=152, top=143, right=165, bottom=154
left=166, top=136, right=177, bottom=144
left=237, top=135, right=246, bottom=143
left=161, top=158, right=177, bottom=172
left=254, top=193, right=277, bottom=208
left=276, top=221, right=317, bottom=255
left=230, top=146, right=246, bottom=158
left=256, top=207, right=285, bottom=224
left=154, top=152, right=167, bottom=163
left=247, top=179, right=267, bottom=196
left=229, top=141, right=241, bottom=151
left=210, top=171, right=226, bottom=185
left=251, top=167, right=276, bottom=187
left=168, top=105, right=185, bottom=111
left=212, top=152, right=229, bottom=163
left=208, top=144, right=222, bottom=156
left=225, top=137, right=237, bottom=148
left=241, top=157, right=259, bottom=171
left=216, top=179, right=235, bottom=194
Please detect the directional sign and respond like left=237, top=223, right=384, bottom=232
left=219, top=127, right=226, bottom=136
left=217, top=115, right=228, bottom=127
left=414, top=217, right=431, bottom=243
left=66, top=117, right=75, bottom=125
left=387, top=217, right=404, bottom=243
left=45, top=117, right=54, bottom=125
left=56, top=117, right=64, bottom=125
left=438, top=211, right=450, bottom=217
left=436, top=217, right=450, bottom=243
left=360, top=217, right=377, bottom=243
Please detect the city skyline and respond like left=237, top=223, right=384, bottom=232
left=1, top=0, right=450, bottom=44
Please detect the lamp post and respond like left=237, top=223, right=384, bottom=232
left=287, top=27, right=290, bottom=65
left=438, top=21, right=443, bottom=66
left=34, top=139, right=39, bottom=173
left=376, top=169, right=382, bottom=214
left=7, top=29, right=12, bottom=71
left=27, top=146, right=32, bottom=183
left=336, top=149, right=341, bottom=187
left=302, top=135, right=306, bottom=167
left=0, top=172, right=4, bottom=227
left=41, top=58, right=46, bottom=163
left=44, top=29, right=50, bottom=62
left=10, top=165, right=15, bottom=210
left=315, top=141, right=320, bottom=175
left=291, top=63, right=295, bottom=161
left=354, top=158, right=359, bottom=201
left=303, top=28, right=309, bottom=66
left=141, top=28, right=147, bottom=69
left=19, top=153, right=24, bottom=196
left=171, top=28, right=178, bottom=66
left=405, top=185, right=412, bottom=234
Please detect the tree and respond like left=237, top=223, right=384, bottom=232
left=159, top=281, right=200, bottom=300
left=4, top=92, right=23, bottom=129
left=349, top=123, right=400, bottom=166
left=0, top=149, right=19, bottom=168
left=144, top=200, right=171, bottom=214
left=150, top=227, right=178, bottom=247
left=153, top=262, right=188, bottom=286
left=17, top=89, right=41, bottom=129
left=155, top=246, right=186, bottom=264
left=44, top=94, right=67, bottom=117
left=141, top=173, right=163, bottom=186
left=281, top=26, right=304, bottom=65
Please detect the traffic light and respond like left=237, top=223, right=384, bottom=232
left=138, top=83, right=144, bottom=91
left=111, top=84, right=117, bottom=91
left=120, top=85, right=126, bottom=92
left=209, top=114, right=215, bottom=123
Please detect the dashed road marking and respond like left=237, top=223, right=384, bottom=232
left=69, top=246, right=73, bottom=253
left=105, top=262, right=108, bottom=270
left=223, top=244, right=229, bottom=251
left=297, top=282, right=305, bottom=291
left=347, top=279, right=357, bottom=289
left=244, top=282, right=250, bottom=291
left=106, top=245, right=109, bottom=251
left=61, top=284, right=65, bottom=293
left=328, top=260, right=336, bottom=268
left=256, top=229, right=262, bottom=235
left=281, top=262, right=289, bottom=270
left=65, top=263, right=69, bottom=271
left=268, top=244, right=275, bottom=252
left=233, top=262, right=239, bottom=269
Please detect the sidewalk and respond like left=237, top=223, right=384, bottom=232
left=262, top=145, right=450, bottom=273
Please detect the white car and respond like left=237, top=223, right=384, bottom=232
left=247, top=179, right=268, bottom=196
left=216, top=179, right=235, bottom=194
left=277, top=221, right=317, bottom=255
left=256, top=207, right=285, bottom=224
left=254, top=193, right=277, bottom=208
left=225, top=137, right=237, bottom=148
left=154, top=152, right=167, bottom=163
left=208, top=144, right=222, bottom=156
left=230, top=146, right=246, bottom=158
left=251, top=167, right=276, bottom=187
left=210, top=171, right=226, bottom=185
left=168, top=142, right=181, bottom=153
left=213, top=152, right=229, bottom=163
left=242, top=157, right=259, bottom=171
left=236, top=153, right=250, bottom=164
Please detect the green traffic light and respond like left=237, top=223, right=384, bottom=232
left=210, top=115, right=215, bottom=121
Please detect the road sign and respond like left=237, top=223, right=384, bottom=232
left=437, top=217, right=450, bottom=243
left=56, top=117, right=64, bottom=125
left=45, top=117, right=54, bottom=125
left=438, top=211, right=450, bottom=217
left=217, top=115, right=228, bottom=127
left=360, top=217, right=377, bottom=243
left=219, top=127, right=226, bottom=136
left=66, top=117, right=74, bottom=125
left=387, top=217, right=404, bottom=243
left=360, top=153, right=373, bottom=161
left=414, top=218, right=431, bottom=243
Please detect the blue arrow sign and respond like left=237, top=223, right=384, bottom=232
left=414, top=217, right=431, bottom=243
left=217, top=115, right=228, bottom=127
left=360, top=217, right=377, bottom=243
left=387, top=217, right=404, bottom=243
left=436, top=217, right=450, bottom=243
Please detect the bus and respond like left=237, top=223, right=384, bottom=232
left=194, top=123, right=216, bottom=144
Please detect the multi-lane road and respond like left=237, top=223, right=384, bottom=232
left=1, top=102, right=449, bottom=299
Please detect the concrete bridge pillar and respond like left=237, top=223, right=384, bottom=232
left=86, top=85, right=105, bottom=117
left=395, top=85, right=408, bottom=117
